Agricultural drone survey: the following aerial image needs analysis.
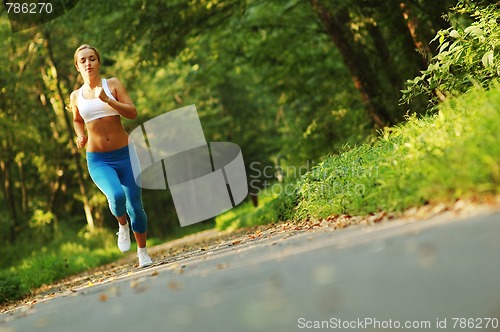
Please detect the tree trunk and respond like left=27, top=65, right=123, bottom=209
left=309, top=0, right=391, bottom=127
left=0, top=141, right=19, bottom=241
left=366, top=21, right=402, bottom=91
left=387, top=2, right=429, bottom=71
left=399, top=1, right=434, bottom=58
left=422, top=0, right=451, bottom=35
left=42, top=30, right=95, bottom=231
left=16, top=157, right=28, bottom=213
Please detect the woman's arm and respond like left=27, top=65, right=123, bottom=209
left=95, top=77, right=137, bottom=120
left=70, top=90, right=87, bottom=148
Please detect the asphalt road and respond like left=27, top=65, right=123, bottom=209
left=1, top=208, right=500, bottom=332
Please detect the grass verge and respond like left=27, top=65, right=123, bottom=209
left=0, top=221, right=213, bottom=306
left=217, top=82, right=500, bottom=229
left=0, top=227, right=123, bottom=305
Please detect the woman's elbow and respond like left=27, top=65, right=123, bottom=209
left=73, top=118, right=84, bottom=126
left=128, top=107, right=138, bottom=120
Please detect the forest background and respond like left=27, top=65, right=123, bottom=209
left=1, top=0, right=499, bottom=303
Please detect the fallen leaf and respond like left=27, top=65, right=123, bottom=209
left=168, top=280, right=182, bottom=291
left=216, top=263, right=229, bottom=270
left=130, top=279, right=149, bottom=293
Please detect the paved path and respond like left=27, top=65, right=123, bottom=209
left=1, top=208, right=499, bottom=331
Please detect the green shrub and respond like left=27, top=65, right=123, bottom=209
left=401, top=3, right=500, bottom=107
left=0, top=227, right=122, bottom=305
left=0, top=270, right=22, bottom=303
left=218, top=82, right=500, bottom=228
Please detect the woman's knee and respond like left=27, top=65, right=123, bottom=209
left=108, top=190, right=126, bottom=216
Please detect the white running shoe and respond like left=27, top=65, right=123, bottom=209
left=137, top=250, right=153, bottom=268
left=116, top=223, right=131, bottom=252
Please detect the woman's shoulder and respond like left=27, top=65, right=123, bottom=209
left=105, top=77, right=122, bottom=87
left=105, top=77, right=129, bottom=95
left=69, top=88, right=82, bottom=112
left=70, top=88, right=81, bottom=103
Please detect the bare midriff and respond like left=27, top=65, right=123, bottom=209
left=85, top=115, right=129, bottom=152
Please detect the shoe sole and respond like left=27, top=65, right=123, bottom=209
left=138, top=261, right=153, bottom=268
left=118, top=245, right=131, bottom=253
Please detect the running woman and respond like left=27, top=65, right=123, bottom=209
left=69, top=44, right=153, bottom=268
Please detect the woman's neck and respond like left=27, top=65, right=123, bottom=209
left=85, top=75, right=102, bottom=89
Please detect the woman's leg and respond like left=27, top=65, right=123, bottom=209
left=122, top=181, right=148, bottom=249
left=87, top=161, right=131, bottom=251
left=133, top=232, right=147, bottom=248
left=115, top=150, right=153, bottom=267
left=116, top=152, right=148, bottom=240
left=88, top=162, right=127, bottom=219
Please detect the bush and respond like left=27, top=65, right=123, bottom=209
left=217, top=82, right=500, bottom=228
left=401, top=3, right=500, bottom=107
left=0, top=227, right=122, bottom=305
left=0, top=270, right=22, bottom=303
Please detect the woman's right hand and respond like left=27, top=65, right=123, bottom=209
left=76, top=135, right=88, bottom=148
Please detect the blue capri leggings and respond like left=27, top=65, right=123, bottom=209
left=86, top=145, right=147, bottom=233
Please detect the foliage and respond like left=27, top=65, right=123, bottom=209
left=0, top=226, right=122, bottom=304
left=0, top=0, right=485, bottom=301
left=401, top=2, right=500, bottom=107
left=0, top=270, right=21, bottom=303
left=215, top=187, right=280, bottom=230
left=218, top=82, right=500, bottom=227
left=0, top=0, right=459, bottom=243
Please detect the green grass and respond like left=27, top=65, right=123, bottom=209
left=217, top=82, right=500, bottom=228
left=215, top=187, right=280, bottom=230
left=0, top=221, right=215, bottom=305
left=3, top=82, right=499, bottom=305
left=0, top=227, right=122, bottom=304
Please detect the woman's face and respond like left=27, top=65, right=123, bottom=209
left=76, top=48, right=100, bottom=78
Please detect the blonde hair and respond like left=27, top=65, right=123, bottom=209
left=74, top=44, right=101, bottom=67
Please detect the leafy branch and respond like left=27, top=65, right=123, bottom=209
left=400, top=3, right=500, bottom=108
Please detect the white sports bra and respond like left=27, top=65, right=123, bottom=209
left=77, top=79, right=119, bottom=123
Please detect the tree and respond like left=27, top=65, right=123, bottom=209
left=309, top=0, right=457, bottom=125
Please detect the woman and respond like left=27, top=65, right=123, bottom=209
left=69, top=44, right=153, bottom=268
